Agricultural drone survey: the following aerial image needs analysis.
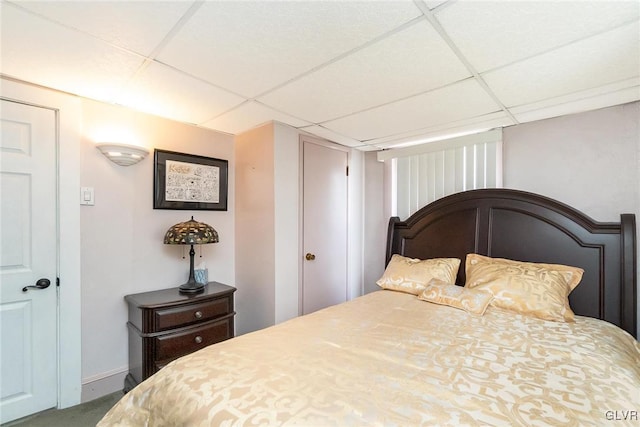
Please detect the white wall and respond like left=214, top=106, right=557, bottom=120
left=363, top=152, right=386, bottom=294
left=80, top=99, right=235, bottom=400
left=273, top=123, right=301, bottom=324
left=347, top=149, right=365, bottom=299
left=503, top=102, right=639, bottom=221
left=503, top=101, right=639, bottom=335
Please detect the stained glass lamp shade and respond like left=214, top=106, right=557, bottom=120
left=164, top=216, right=218, bottom=294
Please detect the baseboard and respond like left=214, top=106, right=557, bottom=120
left=81, top=367, right=128, bottom=403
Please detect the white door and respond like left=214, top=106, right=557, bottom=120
left=0, top=99, right=58, bottom=423
left=302, top=138, right=348, bottom=314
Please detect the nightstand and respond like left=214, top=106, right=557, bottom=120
left=123, top=282, right=236, bottom=392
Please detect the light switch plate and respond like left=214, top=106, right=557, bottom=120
left=80, top=187, right=95, bottom=206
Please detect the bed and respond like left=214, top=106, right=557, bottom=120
left=99, top=189, right=639, bottom=426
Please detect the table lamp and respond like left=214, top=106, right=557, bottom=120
left=164, top=216, right=218, bottom=294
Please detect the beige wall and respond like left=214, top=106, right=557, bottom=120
left=235, top=123, right=365, bottom=334
left=234, top=123, right=277, bottom=334
left=80, top=99, right=235, bottom=399
left=273, top=123, right=302, bottom=324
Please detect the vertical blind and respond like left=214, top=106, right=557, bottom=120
left=378, top=130, right=502, bottom=220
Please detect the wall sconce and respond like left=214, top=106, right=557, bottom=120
left=96, top=142, right=149, bottom=166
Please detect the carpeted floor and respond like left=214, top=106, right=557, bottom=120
left=3, top=391, right=123, bottom=427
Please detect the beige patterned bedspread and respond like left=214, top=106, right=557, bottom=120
left=99, top=290, right=640, bottom=426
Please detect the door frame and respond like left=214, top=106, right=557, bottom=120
left=298, top=134, right=350, bottom=316
left=1, top=77, right=82, bottom=409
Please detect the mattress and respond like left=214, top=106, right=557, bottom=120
left=99, top=290, right=640, bottom=426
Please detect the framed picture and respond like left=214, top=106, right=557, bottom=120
left=153, top=149, right=228, bottom=211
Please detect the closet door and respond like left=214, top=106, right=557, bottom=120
left=0, top=99, right=58, bottom=423
left=301, top=138, right=348, bottom=315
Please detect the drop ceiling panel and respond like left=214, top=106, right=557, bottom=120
left=156, top=0, right=422, bottom=97
left=322, top=79, right=501, bottom=141
left=298, top=126, right=363, bottom=148
left=511, top=84, right=640, bottom=125
left=483, top=23, right=640, bottom=108
left=8, top=1, right=193, bottom=56
left=356, top=144, right=384, bottom=152
left=0, top=3, right=144, bottom=102
left=509, top=78, right=640, bottom=117
left=2, top=1, right=639, bottom=151
left=201, top=101, right=311, bottom=135
left=258, top=20, right=470, bottom=123
left=423, top=0, right=449, bottom=10
left=369, top=111, right=512, bottom=149
left=116, top=62, right=245, bottom=125
left=437, top=0, right=639, bottom=72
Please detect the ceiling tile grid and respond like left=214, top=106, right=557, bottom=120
left=509, top=77, right=640, bottom=115
left=322, top=78, right=502, bottom=141
left=482, top=22, right=640, bottom=108
left=1, top=1, right=145, bottom=102
left=201, top=101, right=312, bottom=135
left=1, top=0, right=638, bottom=150
left=510, top=81, right=640, bottom=125
left=366, top=111, right=514, bottom=149
left=436, top=0, right=639, bottom=73
left=257, top=19, right=471, bottom=123
left=8, top=1, right=194, bottom=57
left=155, top=0, right=423, bottom=98
left=298, top=125, right=364, bottom=148
left=115, top=61, right=246, bottom=125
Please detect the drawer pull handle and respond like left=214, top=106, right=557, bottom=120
left=194, top=336, right=203, bottom=344
left=194, top=311, right=203, bottom=319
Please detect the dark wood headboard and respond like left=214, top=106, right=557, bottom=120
left=386, top=189, right=637, bottom=336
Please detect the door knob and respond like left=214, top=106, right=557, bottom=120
left=23, top=278, right=51, bottom=292
left=305, top=253, right=316, bottom=261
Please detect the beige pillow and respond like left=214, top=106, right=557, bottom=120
left=464, top=253, right=584, bottom=322
left=418, top=278, right=493, bottom=316
left=376, top=254, right=460, bottom=295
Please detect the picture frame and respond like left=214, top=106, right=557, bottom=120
left=153, top=149, right=228, bottom=211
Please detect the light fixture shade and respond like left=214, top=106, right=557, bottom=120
left=96, top=142, right=149, bottom=166
left=164, top=216, right=219, bottom=245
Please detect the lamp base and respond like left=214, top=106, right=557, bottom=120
left=178, top=244, right=205, bottom=294
left=178, top=280, right=205, bottom=294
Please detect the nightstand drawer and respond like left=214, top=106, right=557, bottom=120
left=155, top=317, right=232, bottom=361
left=154, top=297, right=231, bottom=331
left=124, top=282, right=236, bottom=392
